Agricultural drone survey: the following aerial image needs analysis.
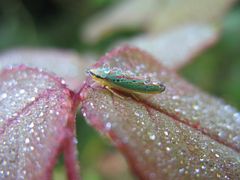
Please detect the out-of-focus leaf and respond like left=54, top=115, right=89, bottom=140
left=82, top=0, right=235, bottom=43
left=0, top=48, right=94, bottom=91
left=80, top=46, right=240, bottom=179
left=118, top=23, right=218, bottom=70
left=0, top=66, right=79, bottom=179
left=82, top=0, right=235, bottom=70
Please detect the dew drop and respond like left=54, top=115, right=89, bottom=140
left=172, top=95, right=179, bottom=100
left=2, top=160, right=7, bottom=166
left=215, top=153, right=220, bottom=158
left=233, top=112, right=240, bottom=124
left=73, top=137, right=78, bottom=144
left=112, top=67, right=122, bottom=76
left=166, top=147, right=171, bottom=152
left=103, top=63, right=110, bottom=71
left=194, top=168, right=200, bottom=174
left=193, top=104, right=200, bottom=111
left=174, top=108, right=181, bottom=113
left=19, top=89, right=25, bottom=94
left=0, top=93, right=7, bottom=100
left=144, top=76, right=151, bottom=85
left=29, top=122, right=34, bottom=128
left=105, top=122, right=112, bottom=130
left=179, top=168, right=185, bottom=174
left=232, top=135, right=240, bottom=143
left=25, top=138, right=30, bottom=144
left=29, top=97, right=36, bottom=101
left=148, top=132, right=156, bottom=140
left=217, top=131, right=227, bottom=139
left=61, top=79, right=66, bottom=85
left=164, top=131, right=169, bottom=136
left=134, top=111, right=144, bottom=118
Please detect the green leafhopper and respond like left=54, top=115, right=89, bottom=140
left=88, top=65, right=165, bottom=97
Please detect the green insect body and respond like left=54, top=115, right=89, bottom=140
left=88, top=67, right=166, bottom=95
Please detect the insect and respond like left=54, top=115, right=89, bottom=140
left=88, top=66, right=165, bottom=98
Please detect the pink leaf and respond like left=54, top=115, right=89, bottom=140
left=0, top=48, right=94, bottom=92
left=80, top=46, right=240, bottom=179
left=0, top=66, right=79, bottom=179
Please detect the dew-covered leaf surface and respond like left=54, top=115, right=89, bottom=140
left=80, top=47, right=240, bottom=179
left=0, top=48, right=94, bottom=91
left=0, top=66, right=79, bottom=179
left=117, top=23, right=217, bottom=70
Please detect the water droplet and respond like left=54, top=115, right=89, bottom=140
left=215, top=153, right=220, bottom=158
left=218, top=131, right=227, bottom=139
left=193, top=105, right=200, bottom=111
left=166, top=147, right=171, bottom=152
left=164, top=131, right=169, bottom=136
left=34, top=87, right=38, bottom=93
left=174, top=108, right=181, bottom=112
left=232, top=135, right=240, bottom=143
left=2, top=160, right=7, bottom=166
left=172, top=95, right=179, bottom=100
left=29, top=122, right=34, bottom=128
left=134, top=111, right=143, bottom=118
left=179, top=168, right=185, bottom=174
left=194, top=168, right=200, bottom=174
left=112, top=67, right=122, bottom=76
left=148, top=132, right=156, bottom=140
left=36, top=137, right=41, bottom=141
left=29, top=97, right=36, bottom=101
left=73, top=137, right=78, bottom=144
left=25, top=138, right=30, bottom=144
left=61, top=79, right=66, bottom=85
left=144, top=76, right=151, bottom=85
left=0, top=93, right=7, bottom=100
left=233, top=112, right=240, bottom=124
left=19, top=89, right=25, bottom=94
left=103, top=63, right=110, bottom=70
left=105, top=122, right=112, bottom=130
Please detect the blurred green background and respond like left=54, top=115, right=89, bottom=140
left=0, top=0, right=239, bottom=179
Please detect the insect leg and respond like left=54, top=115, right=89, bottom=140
left=130, top=93, right=140, bottom=101
left=105, top=86, right=125, bottom=99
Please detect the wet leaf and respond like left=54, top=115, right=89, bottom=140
left=0, top=48, right=94, bottom=91
left=0, top=66, right=79, bottom=179
left=80, top=47, right=240, bottom=179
